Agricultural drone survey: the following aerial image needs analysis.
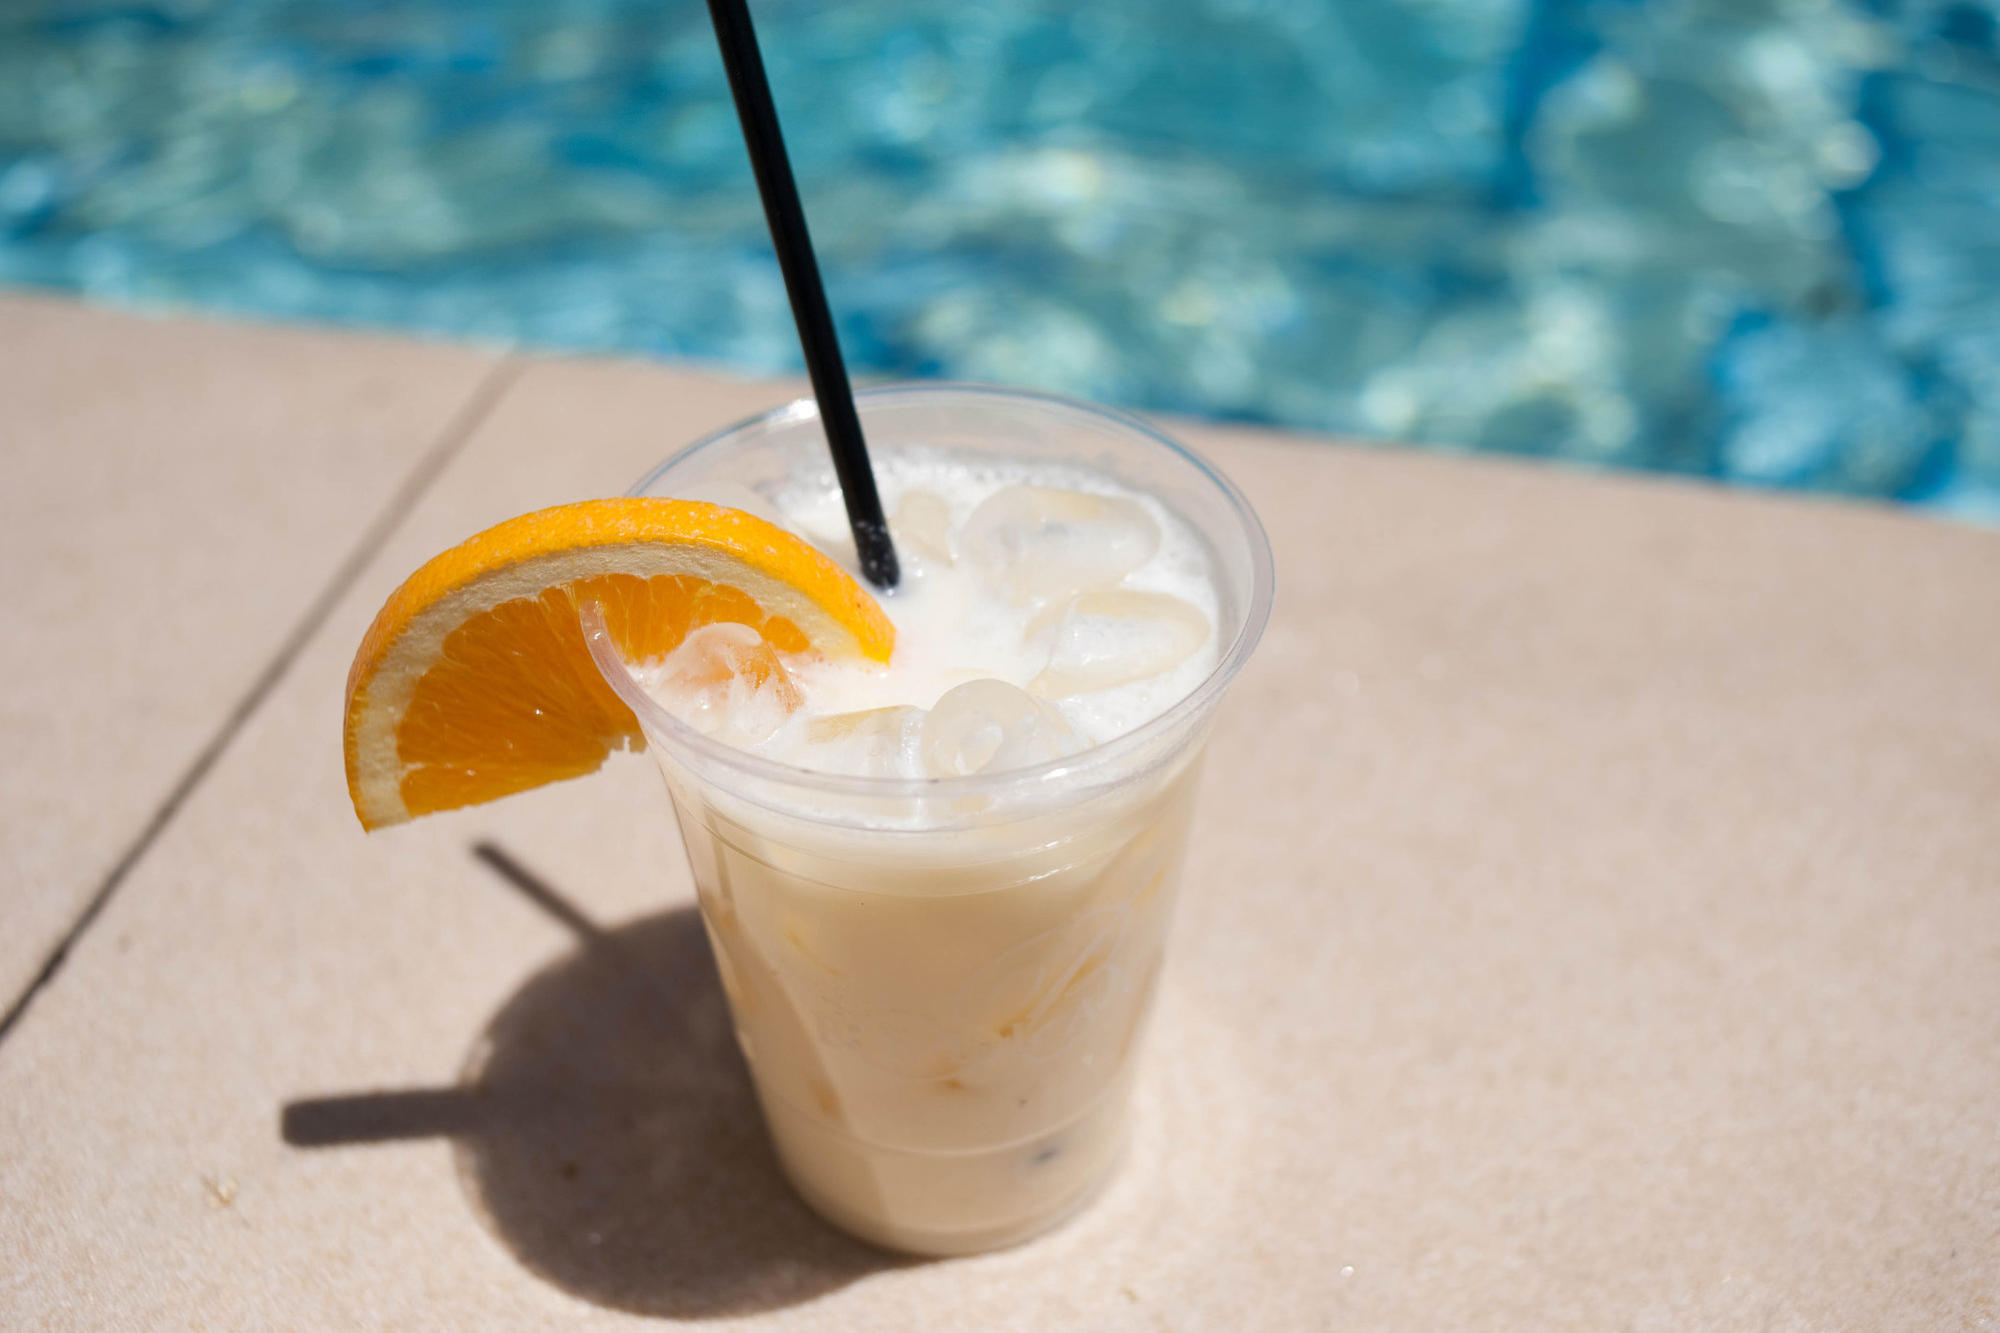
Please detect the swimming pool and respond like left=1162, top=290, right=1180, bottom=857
left=3, top=0, right=1997, bottom=518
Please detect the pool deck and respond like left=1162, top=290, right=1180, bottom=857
left=1, top=290, right=1995, bottom=1329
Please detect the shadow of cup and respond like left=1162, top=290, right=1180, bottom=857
left=285, top=906, right=898, bottom=1318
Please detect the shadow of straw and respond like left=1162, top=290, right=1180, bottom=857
left=282, top=842, right=900, bottom=1318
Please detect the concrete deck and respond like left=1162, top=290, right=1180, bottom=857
left=0, top=294, right=500, bottom=1006
left=2, top=294, right=1995, bottom=1329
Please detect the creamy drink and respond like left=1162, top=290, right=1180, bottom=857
left=585, top=385, right=1272, bottom=1256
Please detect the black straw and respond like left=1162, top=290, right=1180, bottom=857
left=703, top=0, right=900, bottom=590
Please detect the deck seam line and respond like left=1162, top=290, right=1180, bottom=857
left=0, top=354, right=526, bottom=1044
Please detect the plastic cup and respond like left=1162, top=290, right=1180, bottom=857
left=585, top=384, right=1273, bottom=1256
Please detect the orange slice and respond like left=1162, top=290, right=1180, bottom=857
left=343, top=499, right=894, bottom=830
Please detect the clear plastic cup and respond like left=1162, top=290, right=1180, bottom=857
left=585, top=384, right=1273, bottom=1256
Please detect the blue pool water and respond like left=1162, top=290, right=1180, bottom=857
left=4, top=0, right=1999, bottom=517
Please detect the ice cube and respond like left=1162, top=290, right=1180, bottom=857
left=794, top=705, right=928, bottom=778
left=921, top=679, right=1087, bottom=778
left=892, top=488, right=955, bottom=566
left=643, top=622, right=802, bottom=745
left=959, top=485, right=1161, bottom=605
left=1028, top=590, right=1211, bottom=698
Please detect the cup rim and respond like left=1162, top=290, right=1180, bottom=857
left=586, top=381, right=1275, bottom=802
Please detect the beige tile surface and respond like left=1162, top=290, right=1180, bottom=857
left=3, top=337, right=1997, bottom=1329
left=0, top=294, right=502, bottom=1008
